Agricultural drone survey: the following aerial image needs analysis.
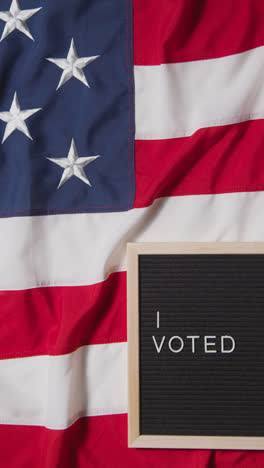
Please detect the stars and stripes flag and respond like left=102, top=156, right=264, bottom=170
left=0, top=0, right=264, bottom=466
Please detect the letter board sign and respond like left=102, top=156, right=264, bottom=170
left=127, top=243, right=264, bottom=449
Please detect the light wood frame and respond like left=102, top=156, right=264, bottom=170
left=127, top=242, right=264, bottom=450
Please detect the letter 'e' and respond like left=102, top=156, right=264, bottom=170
left=204, top=336, right=216, bottom=353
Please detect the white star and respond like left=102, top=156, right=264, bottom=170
left=47, top=38, right=100, bottom=90
left=47, top=139, right=100, bottom=189
left=0, top=0, right=42, bottom=42
left=0, top=92, right=41, bottom=143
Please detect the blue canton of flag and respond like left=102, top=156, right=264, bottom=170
left=0, top=0, right=134, bottom=217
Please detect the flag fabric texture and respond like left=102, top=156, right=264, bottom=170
left=1, top=0, right=264, bottom=467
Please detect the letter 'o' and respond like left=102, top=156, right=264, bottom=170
left=168, top=336, right=184, bottom=353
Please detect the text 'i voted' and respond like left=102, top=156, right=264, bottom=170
left=152, top=311, right=236, bottom=355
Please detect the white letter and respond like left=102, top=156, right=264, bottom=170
left=156, top=311, right=160, bottom=329
left=152, top=335, right=165, bottom=353
left=221, top=335, right=236, bottom=353
left=186, top=335, right=200, bottom=353
left=204, top=336, right=216, bottom=353
left=168, top=336, right=184, bottom=353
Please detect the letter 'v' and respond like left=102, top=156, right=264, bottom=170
left=152, top=335, right=166, bottom=353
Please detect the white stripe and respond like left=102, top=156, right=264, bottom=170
left=0, top=342, right=127, bottom=430
left=135, top=46, right=264, bottom=140
left=1, top=191, right=264, bottom=290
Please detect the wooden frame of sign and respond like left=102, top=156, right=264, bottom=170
left=127, top=242, right=264, bottom=450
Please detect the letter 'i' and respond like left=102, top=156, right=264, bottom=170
left=157, top=311, right=160, bottom=329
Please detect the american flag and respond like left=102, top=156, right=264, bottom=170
left=0, top=0, right=264, bottom=466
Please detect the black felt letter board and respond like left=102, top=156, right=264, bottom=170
left=139, top=254, right=264, bottom=437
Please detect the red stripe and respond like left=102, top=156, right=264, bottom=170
left=133, top=0, right=264, bottom=65
left=0, top=415, right=263, bottom=468
left=134, top=120, right=264, bottom=208
left=0, top=272, right=126, bottom=359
